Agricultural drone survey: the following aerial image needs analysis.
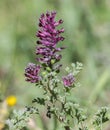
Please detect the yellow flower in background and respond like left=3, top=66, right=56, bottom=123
left=6, top=96, right=17, bottom=106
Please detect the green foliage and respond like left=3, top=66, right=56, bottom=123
left=92, top=107, right=109, bottom=129
left=8, top=61, right=109, bottom=130
left=6, top=107, right=39, bottom=130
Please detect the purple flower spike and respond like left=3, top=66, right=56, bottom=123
left=25, top=63, right=41, bottom=83
left=36, top=11, right=65, bottom=66
left=62, top=73, right=75, bottom=87
left=37, top=11, right=64, bottom=47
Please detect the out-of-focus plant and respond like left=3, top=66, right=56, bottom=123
left=92, top=107, right=109, bottom=130
left=7, top=11, right=109, bottom=130
left=0, top=95, right=17, bottom=130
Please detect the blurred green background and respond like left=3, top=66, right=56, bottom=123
left=0, top=0, right=110, bottom=129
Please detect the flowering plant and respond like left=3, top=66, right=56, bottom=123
left=7, top=11, right=109, bottom=130
left=24, top=12, right=80, bottom=129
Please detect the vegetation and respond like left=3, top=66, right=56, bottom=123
left=0, top=0, right=110, bottom=130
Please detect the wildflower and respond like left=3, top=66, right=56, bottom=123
left=36, top=11, right=65, bottom=67
left=6, top=96, right=17, bottom=106
left=25, top=63, right=41, bottom=83
left=62, top=73, right=75, bottom=87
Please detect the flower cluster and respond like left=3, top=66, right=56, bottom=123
left=24, top=11, right=66, bottom=84
left=24, top=11, right=75, bottom=87
left=62, top=73, right=75, bottom=87
left=36, top=11, right=65, bottom=68
left=25, top=63, right=41, bottom=83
